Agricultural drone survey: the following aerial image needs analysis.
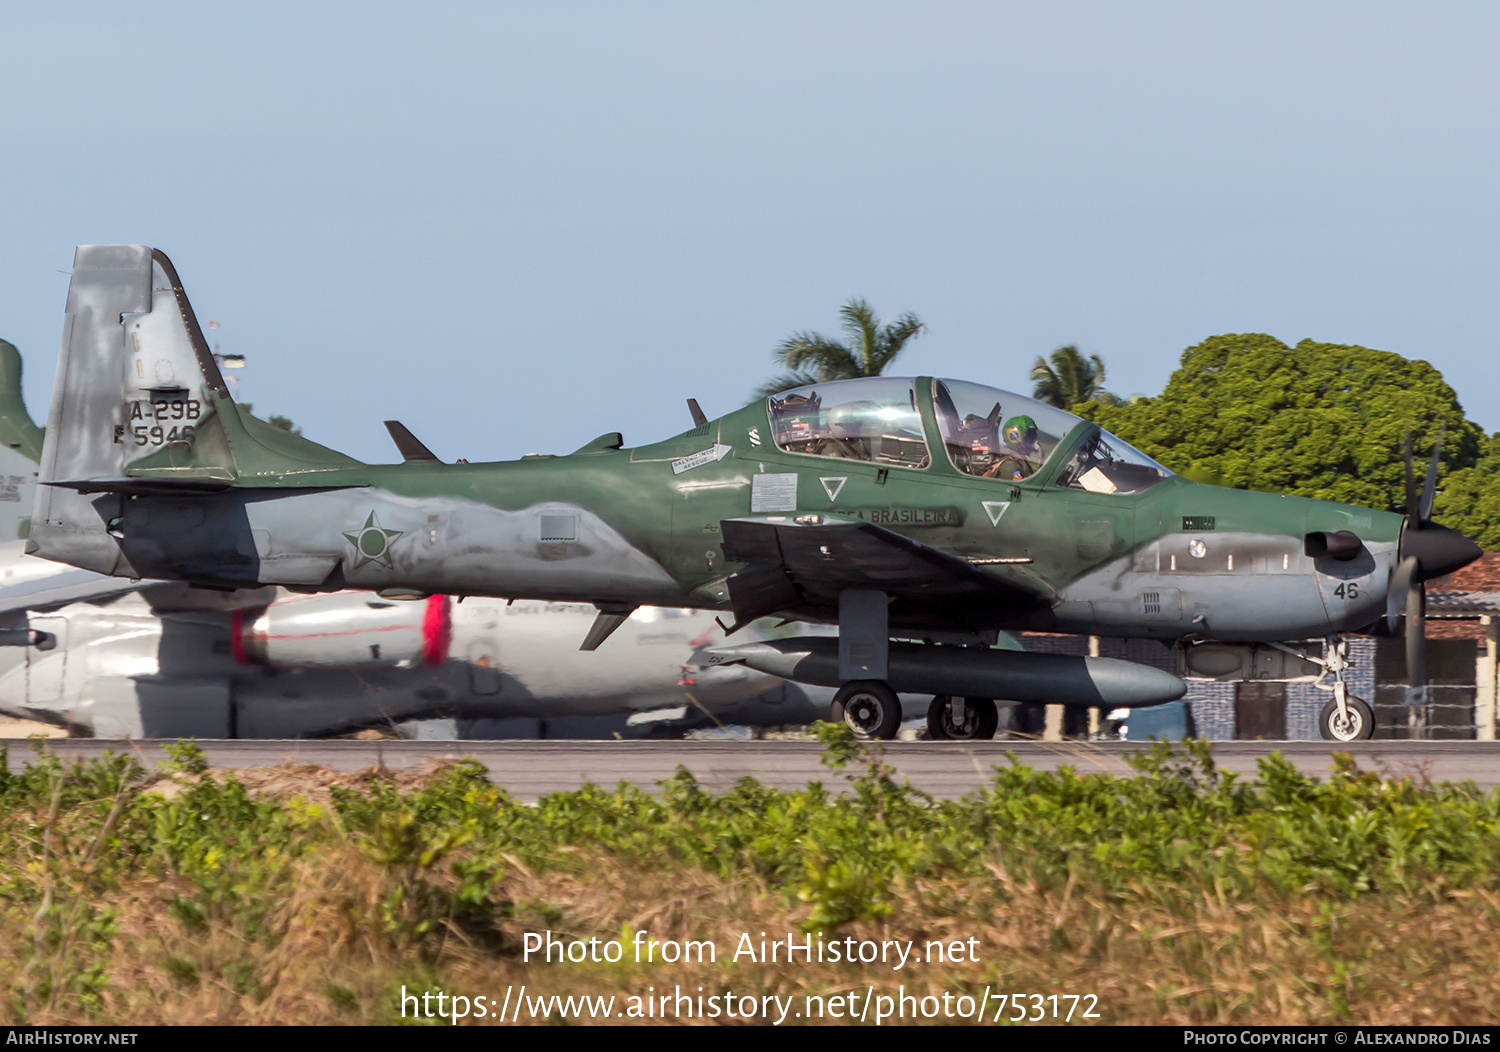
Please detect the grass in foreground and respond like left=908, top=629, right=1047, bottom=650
left=2, top=729, right=1500, bottom=1024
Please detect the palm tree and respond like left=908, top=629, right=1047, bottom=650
left=1030, top=346, right=1115, bottom=409
left=756, top=298, right=925, bottom=398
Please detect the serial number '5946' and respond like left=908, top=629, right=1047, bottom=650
left=115, top=399, right=202, bottom=447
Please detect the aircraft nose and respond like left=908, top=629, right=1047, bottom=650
left=1401, top=521, right=1483, bottom=582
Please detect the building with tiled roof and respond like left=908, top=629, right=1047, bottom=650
left=1426, top=552, right=1500, bottom=640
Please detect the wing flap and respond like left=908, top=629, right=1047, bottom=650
left=719, top=516, right=1047, bottom=625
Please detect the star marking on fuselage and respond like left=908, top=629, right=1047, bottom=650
left=343, top=511, right=403, bottom=569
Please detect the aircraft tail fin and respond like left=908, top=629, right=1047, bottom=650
left=0, top=339, right=45, bottom=541
left=30, top=245, right=364, bottom=574
left=0, top=340, right=44, bottom=464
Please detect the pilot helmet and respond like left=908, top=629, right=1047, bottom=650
left=1002, top=415, right=1039, bottom=452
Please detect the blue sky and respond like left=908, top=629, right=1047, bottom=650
left=3, top=2, right=1498, bottom=461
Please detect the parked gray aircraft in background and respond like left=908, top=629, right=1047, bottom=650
left=0, top=339, right=784, bottom=737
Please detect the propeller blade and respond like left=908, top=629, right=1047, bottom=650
left=1419, top=424, right=1445, bottom=523
left=1405, top=576, right=1426, bottom=691
left=1387, top=555, right=1418, bottom=634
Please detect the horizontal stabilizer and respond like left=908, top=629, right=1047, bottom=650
left=383, top=420, right=442, bottom=462
left=43, top=476, right=234, bottom=496
left=43, top=477, right=367, bottom=497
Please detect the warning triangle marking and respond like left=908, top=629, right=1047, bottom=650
left=982, top=501, right=1010, bottom=526
left=819, top=476, right=847, bottom=501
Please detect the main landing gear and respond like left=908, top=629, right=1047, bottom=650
left=830, top=589, right=902, bottom=740
left=926, top=695, right=999, bottom=740
left=830, top=686, right=1002, bottom=741
left=831, top=681, right=902, bottom=740
left=826, top=588, right=998, bottom=741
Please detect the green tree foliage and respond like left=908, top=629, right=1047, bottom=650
left=1030, top=345, right=1115, bottom=409
left=1429, top=432, right=1500, bottom=550
left=14, top=739, right=1500, bottom=1021
left=756, top=298, right=924, bottom=398
left=1076, top=335, right=1490, bottom=533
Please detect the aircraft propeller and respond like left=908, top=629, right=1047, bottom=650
left=1385, top=428, right=1483, bottom=701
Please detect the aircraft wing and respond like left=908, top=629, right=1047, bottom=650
left=0, top=543, right=273, bottom=620
left=718, top=516, right=1050, bottom=626
left=0, top=541, right=155, bottom=617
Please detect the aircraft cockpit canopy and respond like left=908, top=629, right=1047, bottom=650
left=933, top=379, right=1077, bottom=482
left=934, top=380, right=1170, bottom=493
left=766, top=377, right=1172, bottom=494
left=767, top=377, right=931, bottom=468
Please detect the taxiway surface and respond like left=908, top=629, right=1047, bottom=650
left=4, top=739, right=1497, bottom=802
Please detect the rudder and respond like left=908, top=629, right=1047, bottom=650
left=32, top=245, right=156, bottom=574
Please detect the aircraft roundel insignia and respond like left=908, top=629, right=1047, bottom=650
left=343, top=511, right=403, bottom=569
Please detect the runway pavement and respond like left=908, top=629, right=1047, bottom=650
left=5, top=738, right=1499, bottom=802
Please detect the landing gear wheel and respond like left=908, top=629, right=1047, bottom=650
left=831, top=681, right=902, bottom=740
left=926, top=695, right=999, bottom=740
left=1319, top=696, right=1374, bottom=742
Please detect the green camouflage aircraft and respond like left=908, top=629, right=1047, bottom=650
left=28, top=246, right=1483, bottom=741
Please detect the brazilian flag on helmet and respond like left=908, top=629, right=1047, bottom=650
left=1003, top=415, right=1038, bottom=449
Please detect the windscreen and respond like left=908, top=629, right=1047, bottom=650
left=1053, top=429, right=1173, bottom=494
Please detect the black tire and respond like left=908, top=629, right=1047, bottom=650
left=1319, top=696, right=1375, bottom=742
left=830, top=680, right=902, bottom=740
left=926, top=695, right=999, bottom=740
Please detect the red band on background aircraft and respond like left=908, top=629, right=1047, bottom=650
left=230, top=595, right=452, bottom=666
left=230, top=608, right=249, bottom=665
left=423, top=594, right=452, bottom=665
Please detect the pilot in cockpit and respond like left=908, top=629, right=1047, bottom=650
left=984, top=415, right=1042, bottom=481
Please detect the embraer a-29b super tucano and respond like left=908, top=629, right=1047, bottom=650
left=0, top=340, right=774, bottom=738
left=30, top=246, right=1483, bottom=742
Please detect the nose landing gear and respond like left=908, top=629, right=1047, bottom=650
left=1319, top=695, right=1374, bottom=742
left=1272, top=637, right=1374, bottom=741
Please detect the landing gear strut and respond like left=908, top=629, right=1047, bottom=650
left=926, top=695, right=999, bottom=740
left=830, top=589, right=900, bottom=739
